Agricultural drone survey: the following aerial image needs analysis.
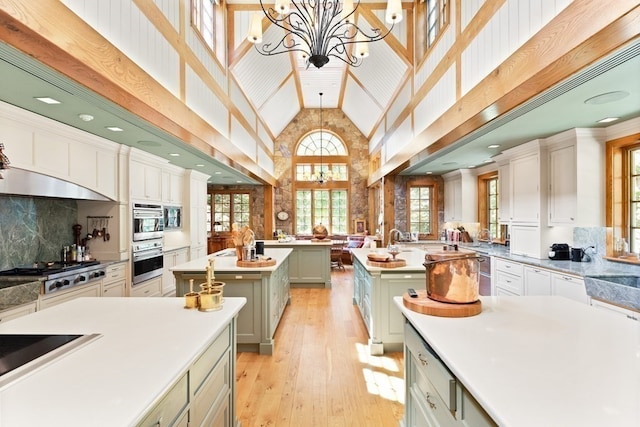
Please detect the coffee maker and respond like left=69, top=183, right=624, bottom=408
left=548, top=243, right=570, bottom=260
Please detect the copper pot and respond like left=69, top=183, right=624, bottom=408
left=423, top=249, right=483, bottom=304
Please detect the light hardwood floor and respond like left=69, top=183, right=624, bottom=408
left=235, top=266, right=405, bottom=426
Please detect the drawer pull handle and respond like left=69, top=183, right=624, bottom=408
left=425, top=392, right=436, bottom=409
left=417, top=353, right=428, bottom=366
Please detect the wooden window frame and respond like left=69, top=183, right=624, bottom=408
left=209, top=190, right=251, bottom=235
left=415, top=0, right=450, bottom=66
left=191, top=0, right=223, bottom=55
left=477, top=171, right=501, bottom=240
left=606, top=133, right=640, bottom=262
left=406, top=178, right=439, bottom=240
left=293, top=130, right=350, bottom=235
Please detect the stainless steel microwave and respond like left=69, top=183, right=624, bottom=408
left=163, top=205, right=182, bottom=230
left=132, top=203, right=163, bottom=241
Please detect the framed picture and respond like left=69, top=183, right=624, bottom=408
left=354, top=219, right=366, bottom=234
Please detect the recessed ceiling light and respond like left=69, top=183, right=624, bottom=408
left=425, top=171, right=432, bottom=175
left=483, top=159, right=493, bottom=163
left=442, top=161, right=457, bottom=166
left=487, top=144, right=500, bottom=149
left=236, top=180, right=242, bottom=183
left=584, top=91, right=629, bottom=105
left=106, top=126, right=123, bottom=132
left=597, top=117, right=619, bottom=123
left=35, top=97, right=61, bottom=104
left=137, top=140, right=161, bottom=147
left=78, top=114, right=94, bottom=122
left=214, top=171, right=222, bottom=175
left=169, top=153, right=180, bottom=157
left=468, top=165, right=476, bottom=168
left=196, top=164, right=205, bottom=167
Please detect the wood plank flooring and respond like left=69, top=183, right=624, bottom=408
left=235, top=266, right=405, bottom=426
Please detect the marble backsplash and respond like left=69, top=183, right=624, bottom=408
left=0, top=195, right=77, bottom=270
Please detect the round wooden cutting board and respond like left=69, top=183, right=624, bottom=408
left=403, top=290, right=482, bottom=317
left=236, top=258, right=276, bottom=267
left=366, top=259, right=407, bottom=268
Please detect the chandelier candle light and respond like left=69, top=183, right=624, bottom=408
left=247, top=0, right=403, bottom=68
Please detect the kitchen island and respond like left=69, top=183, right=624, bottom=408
left=172, top=247, right=291, bottom=354
left=351, top=247, right=443, bottom=354
left=263, top=239, right=331, bottom=288
left=395, top=295, right=640, bottom=427
left=0, top=296, right=246, bottom=427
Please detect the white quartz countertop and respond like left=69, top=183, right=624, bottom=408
left=352, top=247, right=433, bottom=272
left=0, top=297, right=246, bottom=427
left=170, top=247, right=292, bottom=273
left=262, top=239, right=332, bottom=246
left=394, top=296, right=640, bottom=427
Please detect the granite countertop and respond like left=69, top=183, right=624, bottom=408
left=395, top=296, right=640, bottom=427
left=0, top=297, right=246, bottom=426
left=0, top=279, right=41, bottom=311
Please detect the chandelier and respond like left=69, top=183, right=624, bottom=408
left=312, top=92, right=331, bottom=184
left=246, top=0, right=403, bottom=68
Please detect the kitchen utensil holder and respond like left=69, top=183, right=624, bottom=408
left=198, top=281, right=225, bottom=311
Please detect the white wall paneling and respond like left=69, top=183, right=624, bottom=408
left=461, top=0, right=486, bottom=30
left=343, top=77, right=383, bottom=137
left=386, top=80, right=412, bottom=129
left=230, top=79, right=257, bottom=128
left=257, top=146, right=274, bottom=176
left=185, top=65, right=230, bottom=138
left=257, top=122, right=274, bottom=154
left=62, top=0, right=180, bottom=98
left=413, top=65, right=456, bottom=137
left=258, top=77, right=299, bottom=138
left=384, top=116, right=413, bottom=162
left=153, top=0, right=180, bottom=31
left=369, top=121, right=385, bottom=153
left=231, top=117, right=257, bottom=161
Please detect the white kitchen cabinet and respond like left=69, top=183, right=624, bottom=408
left=523, top=265, right=551, bottom=296
left=509, top=224, right=543, bottom=258
left=494, top=258, right=523, bottom=296
left=162, top=167, right=184, bottom=205
left=130, top=276, right=162, bottom=298
left=163, top=247, right=189, bottom=296
left=0, top=302, right=37, bottom=323
left=546, top=128, right=605, bottom=226
left=551, top=273, right=589, bottom=305
left=444, top=175, right=462, bottom=222
left=497, top=162, right=510, bottom=223
left=39, top=282, right=101, bottom=310
left=590, top=299, right=639, bottom=321
left=130, top=151, right=163, bottom=203
left=443, top=169, right=477, bottom=222
left=186, top=170, right=210, bottom=259
left=510, top=151, right=540, bottom=224
left=102, top=261, right=127, bottom=297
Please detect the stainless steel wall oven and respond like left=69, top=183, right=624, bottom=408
left=132, top=240, right=163, bottom=285
left=132, top=203, right=163, bottom=241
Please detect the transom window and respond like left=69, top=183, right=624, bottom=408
left=293, top=130, right=349, bottom=235
left=192, top=0, right=215, bottom=51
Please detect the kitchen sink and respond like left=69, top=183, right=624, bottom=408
left=584, top=275, right=640, bottom=311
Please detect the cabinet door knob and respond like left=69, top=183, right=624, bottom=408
left=425, top=392, right=437, bottom=409
left=417, top=352, right=428, bottom=366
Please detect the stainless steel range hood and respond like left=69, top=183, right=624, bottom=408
left=0, top=168, right=111, bottom=201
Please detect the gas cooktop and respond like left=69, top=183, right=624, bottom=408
left=0, top=260, right=100, bottom=277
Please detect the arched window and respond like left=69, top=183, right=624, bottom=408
left=293, top=130, right=349, bottom=235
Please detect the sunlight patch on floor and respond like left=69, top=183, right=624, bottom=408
left=362, top=368, right=405, bottom=404
left=355, top=343, right=400, bottom=372
left=355, top=343, right=405, bottom=404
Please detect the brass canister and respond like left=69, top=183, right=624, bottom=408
left=184, top=292, right=200, bottom=309
left=198, top=282, right=224, bottom=312
left=423, top=250, right=483, bottom=304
